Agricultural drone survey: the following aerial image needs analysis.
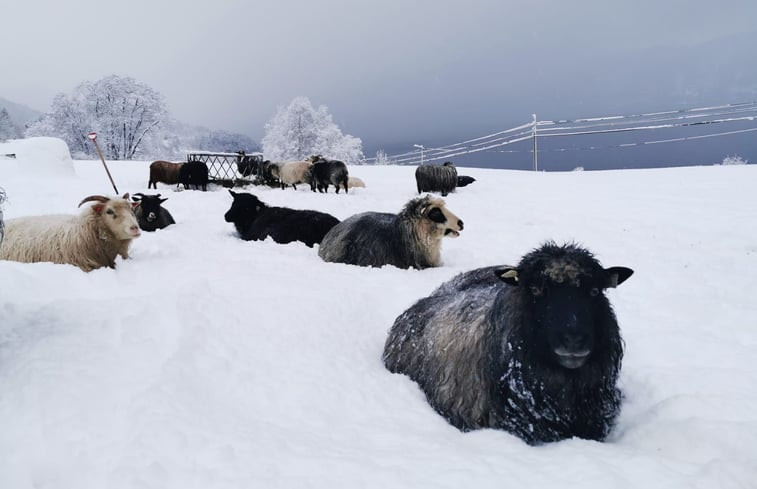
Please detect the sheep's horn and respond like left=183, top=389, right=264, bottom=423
left=78, top=195, right=109, bottom=207
left=132, top=193, right=145, bottom=201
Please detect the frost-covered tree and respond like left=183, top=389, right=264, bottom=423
left=373, top=149, right=392, bottom=165
left=0, top=108, right=20, bottom=142
left=262, top=96, right=364, bottom=164
left=25, top=75, right=167, bottom=159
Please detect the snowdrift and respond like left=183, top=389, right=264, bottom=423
left=0, top=142, right=755, bottom=489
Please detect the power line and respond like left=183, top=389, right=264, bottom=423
left=363, top=101, right=757, bottom=166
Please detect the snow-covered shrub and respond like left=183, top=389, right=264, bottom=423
left=720, top=155, right=748, bottom=166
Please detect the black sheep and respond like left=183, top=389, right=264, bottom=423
left=308, top=155, right=349, bottom=194
left=457, top=175, right=476, bottom=187
left=131, top=193, right=175, bottom=232
left=235, top=151, right=263, bottom=178
left=224, top=190, right=339, bottom=247
left=179, top=161, right=209, bottom=191
left=383, top=242, right=633, bottom=444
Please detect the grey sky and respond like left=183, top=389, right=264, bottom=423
left=3, top=0, right=756, bottom=150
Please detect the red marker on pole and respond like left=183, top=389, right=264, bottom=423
left=87, top=132, right=119, bottom=194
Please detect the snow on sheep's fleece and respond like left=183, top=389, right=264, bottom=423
left=0, top=138, right=755, bottom=489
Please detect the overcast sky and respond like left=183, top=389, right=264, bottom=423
left=3, top=0, right=757, bottom=151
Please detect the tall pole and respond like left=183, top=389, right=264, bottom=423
left=87, top=132, right=119, bottom=194
left=414, top=144, right=425, bottom=165
left=532, top=114, right=538, bottom=172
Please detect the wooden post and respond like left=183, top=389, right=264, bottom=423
left=87, top=132, right=119, bottom=194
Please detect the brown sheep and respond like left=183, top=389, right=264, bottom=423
left=149, top=160, right=184, bottom=189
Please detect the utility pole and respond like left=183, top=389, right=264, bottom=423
left=414, top=144, right=425, bottom=165
left=532, top=114, right=538, bottom=172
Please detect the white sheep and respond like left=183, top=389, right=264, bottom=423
left=347, top=176, right=365, bottom=189
left=278, top=160, right=313, bottom=190
left=0, top=194, right=141, bottom=272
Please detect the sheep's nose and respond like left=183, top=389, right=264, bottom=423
left=561, top=332, right=587, bottom=349
left=458, top=220, right=464, bottom=230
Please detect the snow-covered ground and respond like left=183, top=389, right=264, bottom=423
left=0, top=140, right=756, bottom=488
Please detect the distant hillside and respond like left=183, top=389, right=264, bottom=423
left=0, top=97, right=44, bottom=128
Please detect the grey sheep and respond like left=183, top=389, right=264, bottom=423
left=383, top=242, right=633, bottom=444
left=415, top=161, right=458, bottom=196
left=318, top=195, right=463, bottom=270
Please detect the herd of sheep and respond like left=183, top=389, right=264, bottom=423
left=0, top=158, right=634, bottom=446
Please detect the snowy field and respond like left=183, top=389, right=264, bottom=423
left=0, top=139, right=756, bottom=488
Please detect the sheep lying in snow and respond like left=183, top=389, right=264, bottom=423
left=383, top=242, right=633, bottom=444
left=347, top=176, right=365, bottom=189
left=131, top=193, right=175, bottom=232
left=318, top=195, right=463, bottom=270
left=0, top=194, right=141, bottom=272
left=224, top=190, right=339, bottom=247
left=307, top=155, right=349, bottom=193
left=278, top=160, right=313, bottom=190
left=149, top=160, right=184, bottom=189
left=415, top=161, right=458, bottom=196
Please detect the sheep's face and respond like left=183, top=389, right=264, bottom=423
left=136, top=195, right=168, bottom=223
left=497, top=253, right=632, bottom=370
left=225, top=191, right=264, bottom=224
left=93, top=196, right=141, bottom=240
left=422, top=200, right=464, bottom=238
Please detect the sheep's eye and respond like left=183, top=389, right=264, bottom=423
left=106, top=209, right=115, bottom=215
left=529, top=285, right=543, bottom=296
left=589, top=287, right=600, bottom=297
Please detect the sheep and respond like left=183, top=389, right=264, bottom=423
left=457, top=175, right=476, bottom=187
left=383, top=242, right=634, bottom=445
left=131, top=193, right=175, bottom=232
left=260, top=160, right=281, bottom=186
left=178, top=160, right=209, bottom=191
left=318, top=195, right=463, bottom=270
left=0, top=194, right=142, bottom=272
left=415, top=161, right=458, bottom=196
left=236, top=151, right=263, bottom=178
left=307, top=155, right=349, bottom=194
left=347, top=176, right=365, bottom=189
left=277, top=160, right=313, bottom=190
left=148, top=160, right=184, bottom=189
left=224, top=190, right=339, bottom=247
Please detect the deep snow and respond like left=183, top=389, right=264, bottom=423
left=0, top=140, right=756, bottom=489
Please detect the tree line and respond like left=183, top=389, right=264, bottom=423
left=3, top=75, right=366, bottom=164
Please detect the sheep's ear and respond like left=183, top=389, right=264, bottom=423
left=495, top=266, right=520, bottom=286
left=122, top=193, right=130, bottom=200
left=160, top=198, right=168, bottom=204
left=604, top=267, right=634, bottom=288
left=228, top=190, right=236, bottom=197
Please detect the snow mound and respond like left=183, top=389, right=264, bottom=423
left=0, top=137, right=75, bottom=177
